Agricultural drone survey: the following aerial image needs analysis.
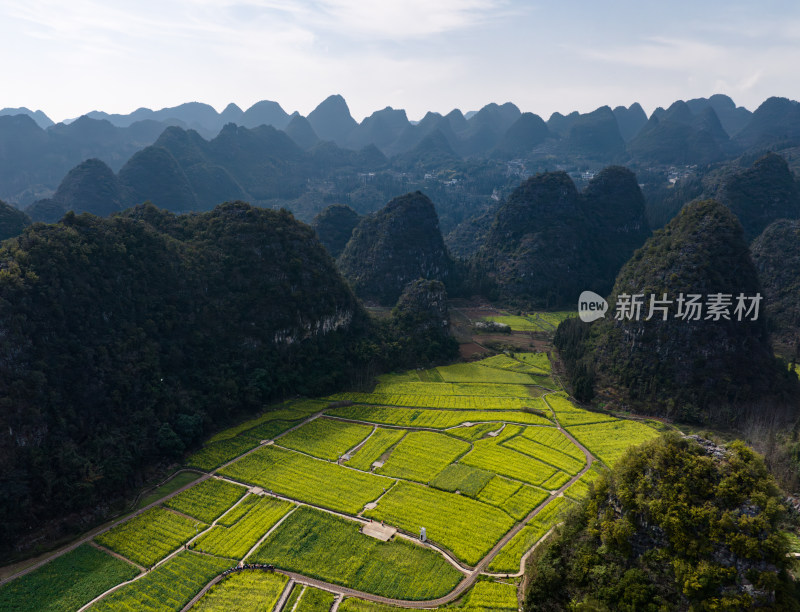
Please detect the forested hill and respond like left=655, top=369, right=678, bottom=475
left=0, top=202, right=377, bottom=552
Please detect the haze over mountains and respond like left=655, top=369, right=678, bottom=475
left=2, top=93, right=799, bottom=218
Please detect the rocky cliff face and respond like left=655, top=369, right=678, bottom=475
left=337, top=191, right=453, bottom=305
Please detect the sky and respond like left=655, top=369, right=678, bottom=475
left=2, top=0, right=800, bottom=123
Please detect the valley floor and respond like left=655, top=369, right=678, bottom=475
left=0, top=325, right=667, bottom=611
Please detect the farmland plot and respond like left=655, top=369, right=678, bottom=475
left=164, top=478, right=247, bottom=523
left=253, top=507, right=462, bottom=600
left=95, top=506, right=204, bottom=568
left=519, top=426, right=585, bottom=461
left=504, top=486, right=550, bottom=520
left=194, top=496, right=295, bottom=559
left=564, top=464, right=605, bottom=501
left=460, top=439, right=560, bottom=486
left=185, top=436, right=260, bottom=471
left=0, top=544, right=139, bottom=612
left=192, top=571, right=289, bottom=612
left=514, top=352, right=552, bottom=373
left=88, top=551, right=232, bottom=612
left=447, top=423, right=502, bottom=441
left=487, top=496, right=574, bottom=574
left=483, top=315, right=547, bottom=332
left=544, top=393, right=617, bottom=426
left=456, top=579, right=518, bottom=610
left=476, top=476, right=522, bottom=507
left=347, top=427, right=407, bottom=471
left=276, top=417, right=373, bottom=461
left=503, top=434, right=585, bottom=474
left=567, top=420, right=660, bottom=467
left=218, top=445, right=390, bottom=514
left=295, top=586, right=337, bottom=612
left=436, top=362, right=536, bottom=384
left=429, top=463, right=494, bottom=496
left=328, top=391, right=536, bottom=411
left=363, top=481, right=515, bottom=566
left=327, top=405, right=552, bottom=429
left=377, top=431, right=470, bottom=483
left=480, top=353, right=549, bottom=376
left=371, top=380, right=534, bottom=398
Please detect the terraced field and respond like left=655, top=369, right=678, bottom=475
left=5, top=351, right=665, bottom=611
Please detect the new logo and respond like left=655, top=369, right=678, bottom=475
left=578, top=291, right=608, bottom=323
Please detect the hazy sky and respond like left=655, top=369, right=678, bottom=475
left=2, top=0, right=799, bottom=123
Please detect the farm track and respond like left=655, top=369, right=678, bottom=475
left=2, top=370, right=604, bottom=610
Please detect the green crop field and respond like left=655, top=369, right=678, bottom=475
left=192, top=570, right=288, bottom=611
left=219, top=445, right=391, bottom=514
left=253, top=507, right=463, bottom=600
left=194, top=496, right=295, bottom=559
left=328, top=391, right=538, bottom=411
left=476, top=476, right=521, bottom=507
left=455, top=579, right=519, bottom=610
left=564, top=465, right=605, bottom=501
left=460, top=439, right=561, bottom=486
left=136, top=471, right=203, bottom=510
left=487, top=496, right=574, bottom=574
left=163, top=478, right=247, bottom=523
left=340, top=599, right=417, bottom=611
left=370, top=379, right=536, bottom=398
left=543, top=393, right=618, bottom=426
left=295, top=585, right=336, bottom=612
left=363, top=481, right=515, bottom=566
left=503, top=434, right=585, bottom=474
left=346, top=427, right=407, bottom=471
left=206, top=399, right=324, bottom=443
left=0, top=544, right=140, bottom=612
left=185, top=436, right=260, bottom=471
left=514, top=352, right=552, bottom=373
left=448, top=423, right=503, bottom=441
left=541, top=471, right=572, bottom=490
left=480, top=353, right=550, bottom=377
left=276, top=417, right=373, bottom=460
left=504, top=486, right=550, bottom=520
left=436, top=362, right=538, bottom=384
left=377, top=431, right=470, bottom=483
left=88, top=551, right=232, bottom=611
left=216, top=493, right=257, bottom=526
left=284, top=584, right=302, bottom=610
left=327, top=405, right=552, bottom=428
left=483, top=314, right=547, bottom=332
left=519, top=426, right=585, bottom=461
left=429, top=463, right=494, bottom=496
left=567, top=419, right=660, bottom=466
left=95, top=507, right=204, bottom=568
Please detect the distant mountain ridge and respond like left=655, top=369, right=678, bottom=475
left=3, top=92, right=800, bottom=228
